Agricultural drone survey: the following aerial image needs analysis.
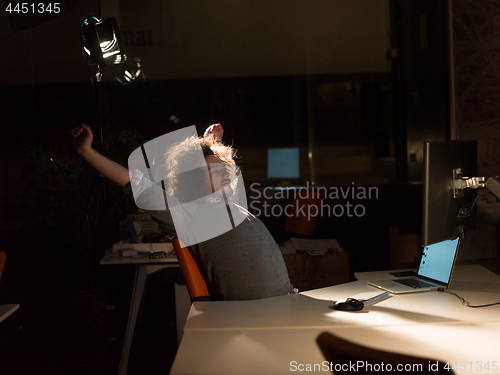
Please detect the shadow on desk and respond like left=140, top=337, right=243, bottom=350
left=316, top=331, right=454, bottom=374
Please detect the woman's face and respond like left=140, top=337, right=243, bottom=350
left=205, top=155, right=233, bottom=196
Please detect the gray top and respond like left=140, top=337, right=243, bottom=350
left=131, top=175, right=294, bottom=301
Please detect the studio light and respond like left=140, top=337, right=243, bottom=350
left=115, top=57, right=144, bottom=85
left=81, top=15, right=126, bottom=70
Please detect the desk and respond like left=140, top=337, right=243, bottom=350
left=171, top=265, right=500, bottom=374
left=0, top=304, right=19, bottom=324
left=100, top=251, right=189, bottom=375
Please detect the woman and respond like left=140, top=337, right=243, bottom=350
left=71, top=123, right=295, bottom=301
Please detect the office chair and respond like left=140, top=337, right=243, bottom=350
left=316, top=331, right=454, bottom=374
left=171, top=237, right=217, bottom=302
left=0, top=251, right=6, bottom=283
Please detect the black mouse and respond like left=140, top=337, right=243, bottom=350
left=331, top=298, right=364, bottom=311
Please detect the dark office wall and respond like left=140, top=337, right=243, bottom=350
left=452, top=0, right=500, bottom=178
left=0, top=0, right=390, bottom=85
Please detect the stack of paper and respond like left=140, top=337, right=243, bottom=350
left=112, top=242, right=174, bottom=253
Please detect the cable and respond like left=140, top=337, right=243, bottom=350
left=439, top=289, right=500, bottom=308
left=456, top=191, right=489, bottom=221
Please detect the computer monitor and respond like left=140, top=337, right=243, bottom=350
left=267, top=147, right=300, bottom=179
left=422, top=140, right=478, bottom=247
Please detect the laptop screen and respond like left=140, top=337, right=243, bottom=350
left=418, top=237, right=460, bottom=283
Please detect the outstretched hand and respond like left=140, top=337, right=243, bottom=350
left=203, top=123, right=224, bottom=140
left=70, top=124, right=93, bottom=155
left=70, top=123, right=130, bottom=187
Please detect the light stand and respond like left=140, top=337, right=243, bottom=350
left=81, top=15, right=126, bottom=149
left=80, top=15, right=126, bottom=288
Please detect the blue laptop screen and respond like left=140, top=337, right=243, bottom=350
left=418, top=237, right=460, bottom=283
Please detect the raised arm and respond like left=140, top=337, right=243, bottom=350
left=203, top=123, right=224, bottom=140
left=70, top=124, right=131, bottom=187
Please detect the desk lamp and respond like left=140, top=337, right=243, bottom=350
left=330, top=291, right=391, bottom=312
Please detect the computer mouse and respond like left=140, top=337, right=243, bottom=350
left=331, top=298, right=364, bottom=311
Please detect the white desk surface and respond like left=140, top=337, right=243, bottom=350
left=0, top=304, right=19, bottom=324
left=171, top=265, right=500, bottom=375
left=184, top=265, right=500, bottom=331
left=173, top=322, right=500, bottom=375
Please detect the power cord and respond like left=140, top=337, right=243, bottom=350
left=439, top=289, right=500, bottom=308
left=456, top=191, right=489, bottom=221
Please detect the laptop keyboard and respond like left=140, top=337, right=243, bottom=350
left=395, top=278, right=436, bottom=289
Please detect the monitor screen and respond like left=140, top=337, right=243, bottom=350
left=422, top=140, right=478, bottom=247
left=267, top=147, right=300, bottom=179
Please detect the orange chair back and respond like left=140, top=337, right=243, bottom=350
left=284, top=193, right=324, bottom=236
left=0, top=251, right=6, bottom=283
left=171, top=237, right=217, bottom=302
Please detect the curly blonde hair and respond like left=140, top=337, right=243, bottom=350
left=163, top=134, right=238, bottom=202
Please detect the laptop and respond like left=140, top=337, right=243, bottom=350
left=367, top=237, right=460, bottom=294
